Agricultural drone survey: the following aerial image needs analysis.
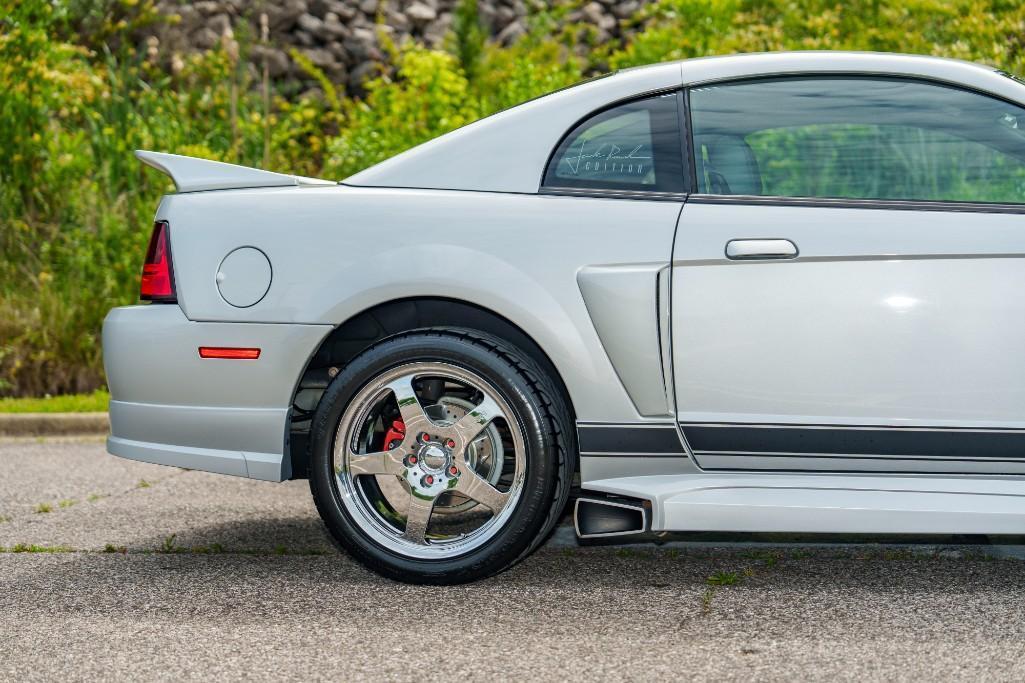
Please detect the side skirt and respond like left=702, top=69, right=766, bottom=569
left=583, top=473, right=1025, bottom=534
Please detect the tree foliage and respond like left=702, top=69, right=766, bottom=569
left=3, top=0, right=1025, bottom=394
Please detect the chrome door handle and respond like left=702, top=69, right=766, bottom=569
left=725, top=239, right=798, bottom=260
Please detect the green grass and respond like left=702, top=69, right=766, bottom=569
left=0, top=389, right=109, bottom=413
left=2, top=540, right=333, bottom=556
left=2, top=543, right=76, bottom=553
left=706, top=571, right=741, bottom=586
left=701, top=587, right=716, bottom=613
left=159, top=534, right=179, bottom=553
left=151, top=535, right=329, bottom=556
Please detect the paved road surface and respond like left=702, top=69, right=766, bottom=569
left=3, top=438, right=1025, bottom=681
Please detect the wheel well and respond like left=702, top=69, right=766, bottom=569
left=287, top=298, right=576, bottom=479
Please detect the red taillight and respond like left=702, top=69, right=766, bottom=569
left=198, top=347, right=261, bottom=360
left=140, top=220, right=175, bottom=302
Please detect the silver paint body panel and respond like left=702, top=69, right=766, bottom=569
left=672, top=201, right=1025, bottom=472
left=587, top=473, right=1025, bottom=535
left=576, top=264, right=672, bottom=416
left=104, top=52, right=1025, bottom=533
left=162, top=187, right=682, bottom=423
left=103, top=305, right=330, bottom=481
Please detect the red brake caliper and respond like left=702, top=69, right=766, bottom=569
left=383, top=419, right=406, bottom=450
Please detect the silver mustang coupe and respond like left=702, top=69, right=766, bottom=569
left=104, top=52, right=1025, bottom=583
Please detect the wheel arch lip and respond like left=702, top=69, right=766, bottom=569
left=316, top=271, right=595, bottom=378
left=285, top=293, right=596, bottom=480
left=291, top=294, right=581, bottom=421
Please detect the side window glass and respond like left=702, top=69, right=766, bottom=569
left=543, top=93, right=684, bottom=194
left=689, top=77, right=1025, bottom=203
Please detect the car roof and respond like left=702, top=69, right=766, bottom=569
left=343, top=52, right=1025, bottom=194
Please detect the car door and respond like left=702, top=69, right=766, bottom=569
left=671, top=75, right=1025, bottom=474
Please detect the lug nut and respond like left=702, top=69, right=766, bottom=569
left=445, top=439, right=455, bottom=449
left=407, top=454, right=418, bottom=465
left=448, top=466, right=459, bottom=477
left=420, top=432, right=431, bottom=443
left=423, top=474, right=435, bottom=486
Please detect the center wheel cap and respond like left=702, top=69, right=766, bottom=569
left=418, top=444, right=449, bottom=472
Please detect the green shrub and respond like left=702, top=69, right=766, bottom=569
left=3, top=0, right=1025, bottom=395
left=603, top=0, right=1025, bottom=73
left=324, top=18, right=585, bottom=179
left=0, top=1, right=329, bottom=394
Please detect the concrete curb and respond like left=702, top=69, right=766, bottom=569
left=0, top=412, right=109, bottom=437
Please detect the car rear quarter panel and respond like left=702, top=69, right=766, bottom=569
left=160, top=185, right=681, bottom=423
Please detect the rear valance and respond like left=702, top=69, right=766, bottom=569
left=136, top=150, right=335, bottom=193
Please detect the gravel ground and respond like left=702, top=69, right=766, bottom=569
left=3, top=439, right=1025, bottom=681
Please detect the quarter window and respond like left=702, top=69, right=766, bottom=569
left=689, top=77, right=1025, bottom=203
left=543, top=93, right=685, bottom=194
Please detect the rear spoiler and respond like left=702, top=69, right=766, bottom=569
left=135, top=150, right=336, bottom=193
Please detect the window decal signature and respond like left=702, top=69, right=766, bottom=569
left=563, top=139, right=652, bottom=176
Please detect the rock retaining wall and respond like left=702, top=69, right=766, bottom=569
left=145, top=0, right=641, bottom=94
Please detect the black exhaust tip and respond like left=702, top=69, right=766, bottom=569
left=574, top=497, right=648, bottom=539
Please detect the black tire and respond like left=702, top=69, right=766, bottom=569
left=309, top=328, right=574, bottom=584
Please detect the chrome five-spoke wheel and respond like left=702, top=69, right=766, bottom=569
left=310, top=330, right=572, bottom=584
left=334, top=362, right=526, bottom=558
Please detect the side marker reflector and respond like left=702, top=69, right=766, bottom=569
left=198, top=347, right=261, bottom=360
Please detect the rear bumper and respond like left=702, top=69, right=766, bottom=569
left=106, top=404, right=287, bottom=480
left=102, top=305, right=331, bottom=481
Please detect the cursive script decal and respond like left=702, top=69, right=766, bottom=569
left=562, top=138, right=652, bottom=177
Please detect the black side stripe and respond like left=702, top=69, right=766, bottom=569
left=682, top=424, right=1025, bottom=460
left=577, top=424, right=686, bottom=456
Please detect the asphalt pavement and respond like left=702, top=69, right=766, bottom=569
left=3, top=438, right=1025, bottom=681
